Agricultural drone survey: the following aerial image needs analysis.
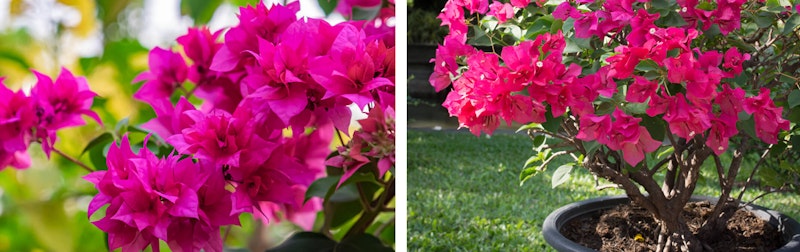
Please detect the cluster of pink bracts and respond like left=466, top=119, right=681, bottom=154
left=2, top=1, right=395, bottom=251
left=434, top=0, right=789, bottom=167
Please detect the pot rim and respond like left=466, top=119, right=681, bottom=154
left=542, top=195, right=800, bottom=252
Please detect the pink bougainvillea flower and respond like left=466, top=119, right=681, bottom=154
left=31, top=68, right=101, bottom=156
left=744, top=88, right=790, bottom=144
left=626, top=76, right=659, bottom=103
left=714, top=84, right=745, bottom=116
left=722, top=47, right=750, bottom=78
left=85, top=135, right=235, bottom=252
left=0, top=81, right=35, bottom=170
left=606, top=46, right=649, bottom=79
left=141, top=97, right=197, bottom=140
left=606, top=109, right=661, bottom=166
left=31, top=68, right=102, bottom=131
left=177, top=27, right=222, bottom=84
left=664, top=52, right=694, bottom=84
left=663, top=93, right=711, bottom=140
left=328, top=106, right=395, bottom=187
left=430, top=35, right=473, bottom=92
left=210, top=2, right=300, bottom=73
left=553, top=2, right=581, bottom=21
left=459, top=0, right=490, bottom=14
left=576, top=113, right=612, bottom=143
left=510, top=0, right=530, bottom=8
left=489, top=1, right=515, bottom=23
left=133, top=47, right=188, bottom=106
left=310, top=25, right=392, bottom=110
left=715, top=0, right=746, bottom=35
left=706, top=113, right=739, bottom=155
left=627, top=9, right=659, bottom=47
left=175, top=27, right=243, bottom=112
left=167, top=108, right=275, bottom=168
left=438, top=1, right=468, bottom=37
left=619, top=126, right=662, bottom=166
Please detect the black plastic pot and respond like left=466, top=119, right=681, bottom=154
left=542, top=195, right=800, bottom=251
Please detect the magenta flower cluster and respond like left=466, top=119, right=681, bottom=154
left=434, top=1, right=789, bottom=166
left=0, top=68, right=100, bottom=170
left=83, top=1, right=395, bottom=251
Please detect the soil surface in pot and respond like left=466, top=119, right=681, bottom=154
left=561, top=201, right=783, bottom=251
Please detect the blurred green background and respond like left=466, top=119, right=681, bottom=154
left=0, top=0, right=336, bottom=251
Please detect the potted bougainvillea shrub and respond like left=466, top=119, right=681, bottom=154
left=433, top=0, right=800, bottom=251
left=0, top=0, right=395, bottom=251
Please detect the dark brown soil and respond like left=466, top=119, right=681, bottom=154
left=561, top=201, right=784, bottom=252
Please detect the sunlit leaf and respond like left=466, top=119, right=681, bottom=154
left=551, top=164, right=574, bottom=188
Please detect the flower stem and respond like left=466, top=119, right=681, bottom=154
left=52, top=148, right=95, bottom=172
left=343, top=177, right=394, bottom=240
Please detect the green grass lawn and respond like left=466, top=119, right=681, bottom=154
left=407, top=130, right=800, bottom=251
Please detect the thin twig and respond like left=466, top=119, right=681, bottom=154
left=52, top=148, right=94, bottom=172
left=741, top=187, right=793, bottom=209
left=737, top=146, right=771, bottom=202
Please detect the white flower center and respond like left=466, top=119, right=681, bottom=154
left=536, top=61, right=543, bottom=68
left=682, top=7, right=688, bottom=12
left=649, top=28, right=656, bottom=35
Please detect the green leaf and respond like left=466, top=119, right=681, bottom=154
left=737, top=114, right=757, bottom=139
left=771, top=141, right=788, bottom=157
left=229, top=0, right=261, bottom=7
left=766, top=0, right=785, bottom=12
left=582, top=141, right=601, bottom=158
left=305, top=173, right=380, bottom=203
left=181, top=0, right=224, bottom=25
left=81, top=132, right=114, bottom=156
left=788, top=107, right=800, bottom=122
left=519, top=165, right=541, bottom=186
left=783, top=14, right=800, bottom=35
left=524, top=16, right=553, bottom=39
left=115, top=117, right=129, bottom=136
left=635, top=59, right=660, bottom=72
left=655, top=10, right=687, bottom=27
left=469, top=25, right=493, bottom=46
left=758, top=165, right=783, bottom=188
left=551, top=164, right=574, bottom=188
left=266, top=232, right=338, bottom=252
left=352, top=6, right=380, bottom=20
left=754, top=11, right=776, bottom=28
left=338, top=233, right=394, bottom=252
left=516, top=122, right=542, bottom=133
left=564, top=37, right=591, bottom=54
left=657, top=146, right=674, bottom=159
left=623, top=102, right=649, bottom=115
left=788, top=90, right=800, bottom=108
left=650, top=0, right=676, bottom=10
left=726, top=37, right=758, bottom=53
left=317, top=0, right=338, bottom=16
left=305, top=176, right=340, bottom=203
left=0, top=50, right=31, bottom=69
left=330, top=198, right=364, bottom=228
left=532, top=135, right=546, bottom=147
left=542, top=112, right=563, bottom=132
left=641, top=116, right=666, bottom=141
left=498, top=23, right=523, bottom=40
left=550, top=18, right=564, bottom=34
left=596, top=101, right=616, bottom=115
